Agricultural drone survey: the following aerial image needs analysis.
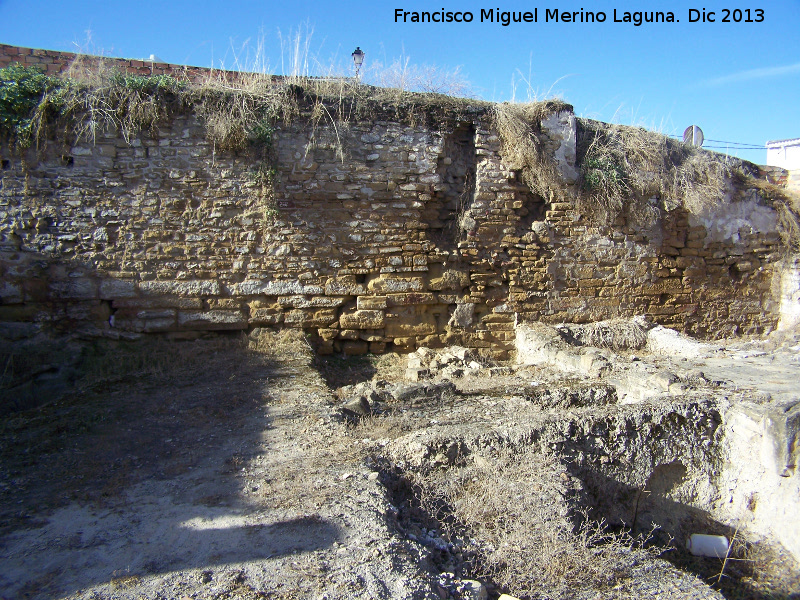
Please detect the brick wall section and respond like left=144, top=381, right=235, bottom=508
left=0, top=61, right=786, bottom=355
left=0, top=43, right=238, bottom=84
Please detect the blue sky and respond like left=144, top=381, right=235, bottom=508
left=1, top=0, right=799, bottom=164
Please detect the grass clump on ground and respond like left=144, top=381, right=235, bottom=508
left=406, top=446, right=666, bottom=599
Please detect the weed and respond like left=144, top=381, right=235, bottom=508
left=0, top=63, right=61, bottom=147
left=493, top=100, right=572, bottom=202
left=558, top=318, right=650, bottom=351
left=407, top=445, right=667, bottom=599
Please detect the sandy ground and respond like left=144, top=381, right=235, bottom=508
left=0, top=328, right=798, bottom=600
left=0, top=338, right=437, bottom=600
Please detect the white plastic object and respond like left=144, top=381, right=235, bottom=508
left=686, top=533, right=729, bottom=558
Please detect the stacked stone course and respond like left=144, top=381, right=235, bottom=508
left=0, top=45, right=788, bottom=355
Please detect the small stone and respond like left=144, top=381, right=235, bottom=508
left=405, top=368, right=430, bottom=382
left=341, top=396, right=371, bottom=418
left=459, top=580, right=488, bottom=600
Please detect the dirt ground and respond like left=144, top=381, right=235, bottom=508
left=0, top=328, right=798, bottom=600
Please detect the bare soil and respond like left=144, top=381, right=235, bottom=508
left=0, top=329, right=798, bottom=600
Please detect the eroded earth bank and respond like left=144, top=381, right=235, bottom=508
left=1, top=320, right=798, bottom=600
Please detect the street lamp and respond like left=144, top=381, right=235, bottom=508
left=351, top=47, right=365, bottom=80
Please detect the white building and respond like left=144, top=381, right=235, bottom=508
left=766, top=138, right=800, bottom=170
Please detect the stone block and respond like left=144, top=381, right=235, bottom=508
left=342, top=340, right=369, bottom=355
left=228, top=279, right=321, bottom=296
left=49, top=279, right=97, bottom=300
left=178, top=310, right=247, bottom=330
left=113, top=297, right=202, bottom=310
left=367, top=276, right=425, bottom=293
left=386, top=292, right=437, bottom=306
left=392, top=336, right=415, bottom=349
left=100, top=279, right=136, bottom=300
left=448, top=303, right=475, bottom=327
left=369, top=341, right=387, bottom=353
left=277, top=295, right=348, bottom=308
left=340, top=310, right=385, bottom=329
left=140, top=279, right=220, bottom=297
left=405, top=367, right=430, bottom=382
left=357, top=295, right=388, bottom=310
left=317, top=328, right=339, bottom=341
left=248, top=309, right=283, bottom=325
left=0, top=281, right=23, bottom=304
left=385, top=306, right=437, bottom=337
left=325, top=275, right=366, bottom=296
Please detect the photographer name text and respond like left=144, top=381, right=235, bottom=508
left=393, top=8, right=765, bottom=26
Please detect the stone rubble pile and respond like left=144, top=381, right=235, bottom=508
left=405, top=346, right=512, bottom=382
left=336, top=378, right=458, bottom=421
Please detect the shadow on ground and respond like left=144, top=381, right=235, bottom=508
left=0, top=334, right=342, bottom=599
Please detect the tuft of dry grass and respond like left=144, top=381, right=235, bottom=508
left=741, top=175, right=800, bottom=250
left=558, top=318, right=650, bottom=351
left=409, top=445, right=665, bottom=599
left=574, top=119, right=798, bottom=241
left=578, top=121, right=683, bottom=224
left=247, top=327, right=314, bottom=362
left=493, top=100, right=573, bottom=201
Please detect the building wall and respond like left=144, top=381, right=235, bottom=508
left=767, top=139, right=800, bottom=171
left=0, top=43, right=247, bottom=84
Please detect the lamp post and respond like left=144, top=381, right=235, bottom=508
left=351, top=47, right=365, bottom=81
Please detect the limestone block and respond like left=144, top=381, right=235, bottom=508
left=722, top=401, right=800, bottom=563
left=646, top=325, right=711, bottom=358
left=113, top=298, right=203, bottom=309
left=357, top=295, right=388, bottom=310
left=359, top=330, right=385, bottom=342
left=386, top=293, right=437, bottom=306
left=140, top=279, right=220, bottom=297
left=178, top=310, right=247, bottom=330
left=316, top=339, right=334, bottom=355
left=143, top=317, right=178, bottom=332
left=338, top=329, right=361, bottom=340
left=340, top=310, right=385, bottom=329
left=49, top=279, right=97, bottom=300
left=448, top=303, right=475, bottom=328
left=325, top=275, right=366, bottom=296
left=248, top=308, right=284, bottom=325
left=136, top=309, right=176, bottom=320
left=228, top=280, right=322, bottom=296
left=317, top=328, right=339, bottom=341
left=0, top=281, right=23, bottom=304
left=369, top=341, right=387, bottom=353
left=367, top=276, right=425, bottom=293
left=277, top=295, right=348, bottom=308
left=342, top=340, right=369, bottom=355
left=385, top=306, right=437, bottom=337
left=393, top=336, right=415, bottom=349
left=98, top=279, right=137, bottom=299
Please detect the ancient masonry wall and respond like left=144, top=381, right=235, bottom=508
left=0, top=47, right=786, bottom=356
left=0, top=107, right=784, bottom=357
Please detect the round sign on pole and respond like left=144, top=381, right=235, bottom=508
left=683, top=125, right=704, bottom=147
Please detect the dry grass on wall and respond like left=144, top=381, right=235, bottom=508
left=493, top=100, right=572, bottom=201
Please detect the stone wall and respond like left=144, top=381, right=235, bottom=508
left=0, top=45, right=790, bottom=356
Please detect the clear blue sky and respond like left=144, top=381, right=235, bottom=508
left=2, top=0, right=799, bottom=164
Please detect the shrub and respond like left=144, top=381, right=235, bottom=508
left=0, top=63, right=62, bottom=146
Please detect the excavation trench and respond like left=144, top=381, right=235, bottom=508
left=367, top=378, right=800, bottom=600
